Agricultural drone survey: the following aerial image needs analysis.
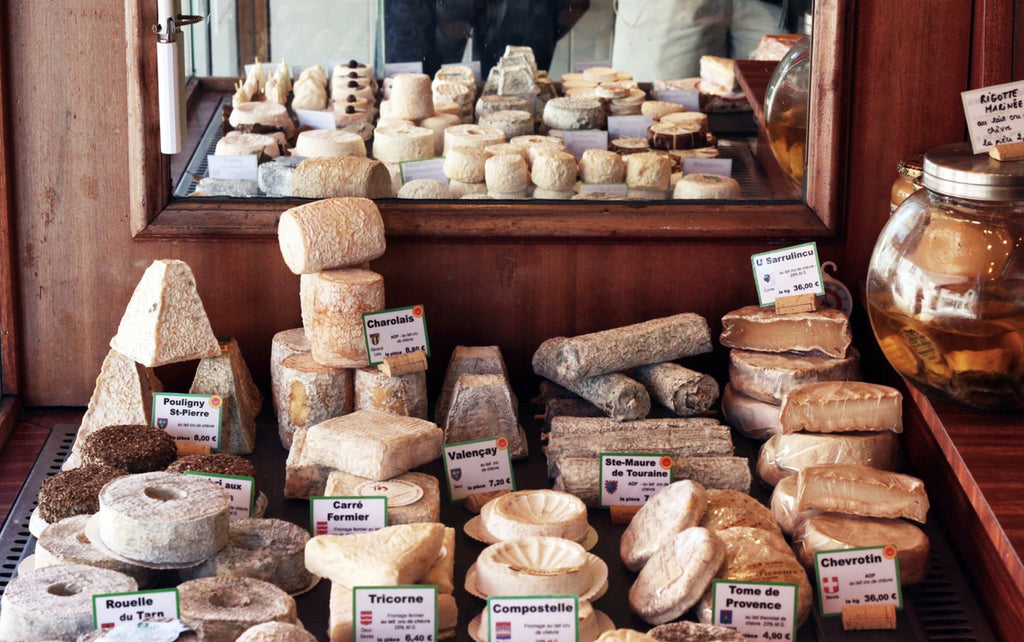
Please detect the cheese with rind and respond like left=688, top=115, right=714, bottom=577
left=435, top=345, right=511, bottom=426
left=354, top=367, right=428, bottom=419
left=628, top=527, right=725, bottom=625
left=796, top=464, right=929, bottom=523
left=720, top=305, right=852, bottom=358
left=190, top=338, right=263, bottom=455
left=699, top=489, right=780, bottom=534
left=720, top=384, right=780, bottom=440
left=323, top=470, right=441, bottom=525
left=304, top=269, right=384, bottom=368
left=277, top=197, right=385, bottom=275
left=443, top=373, right=527, bottom=458
left=304, top=522, right=446, bottom=586
left=273, top=352, right=353, bottom=450
left=769, top=475, right=816, bottom=536
left=620, top=480, right=708, bottom=572
left=779, top=381, right=904, bottom=434
left=728, top=348, right=861, bottom=404
left=757, top=430, right=901, bottom=487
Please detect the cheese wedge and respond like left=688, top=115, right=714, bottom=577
left=720, top=305, right=852, bottom=358
left=779, top=381, right=903, bottom=434
left=418, top=527, right=456, bottom=594
left=796, top=464, right=929, bottom=523
left=305, top=522, right=446, bottom=586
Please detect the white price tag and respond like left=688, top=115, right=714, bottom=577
left=815, top=546, right=902, bottom=616
left=711, top=581, right=798, bottom=640
left=575, top=60, right=612, bottom=72
left=750, top=242, right=824, bottom=306
left=961, top=80, right=1024, bottom=153
left=399, top=158, right=448, bottom=184
left=151, top=393, right=223, bottom=450
left=295, top=108, right=337, bottom=130
left=442, top=437, right=515, bottom=502
left=93, top=589, right=180, bottom=630
left=311, top=496, right=388, bottom=535
left=578, top=183, right=628, bottom=197
left=362, top=305, right=430, bottom=366
left=183, top=472, right=254, bottom=521
left=486, top=595, right=578, bottom=642
left=608, top=115, right=652, bottom=140
left=682, top=157, right=734, bottom=177
left=655, top=89, right=701, bottom=111
left=354, top=586, right=437, bottom=642
left=385, top=61, right=424, bottom=76
left=562, top=130, right=610, bottom=160
left=206, top=155, right=258, bottom=181
left=599, top=453, right=673, bottom=507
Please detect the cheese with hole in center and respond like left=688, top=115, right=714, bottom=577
left=796, top=464, right=929, bottom=523
left=728, top=348, right=861, bottom=404
left=178, top=576, right=298, bottom=641
left=305, top=522, right=446, bottom=586
left=720, top=305, right=852, bottom=358
left=302, top=409, right=443, bottom=480
left=191, top=518, right=313, bottom=594
left=779, top=381, right=903, bottom=434
left=277, top=197, right=385, bottom=275
left=757, top=430, right=901, bottom=487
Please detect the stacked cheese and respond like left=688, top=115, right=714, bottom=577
left=719, top=304, right=861, bottom=441
left=70, top=259, right=261, bottom=467
left=304, top=523, right=458, bottom=641
left=620, top=481, right=813, bottom=627
left=532, top=313, right=751, bottom=501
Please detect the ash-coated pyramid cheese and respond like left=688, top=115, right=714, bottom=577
left=304, top=522, right=446, bottom=586
left=109, top=259, right=221, bottom=367
left=190, top=337, right=263, bottom=454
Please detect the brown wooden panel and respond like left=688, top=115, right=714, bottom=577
left=0, top=2, right=19, bottom=397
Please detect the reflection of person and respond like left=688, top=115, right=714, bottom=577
left=384, top=0, right=590, bottom=76
left=611, top=0, right=807, bottom=81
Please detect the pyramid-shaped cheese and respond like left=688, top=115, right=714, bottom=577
left=190, top=337, right=264, bottom=454
left=444, top=373, right=527, bottom=458
left=304, top=522, right=446, bottom=586
left=302, top=409, right=443, bottom=480
left=69, top=348, right=164, bottom=466
left=110, top=259, right=221, bottom=367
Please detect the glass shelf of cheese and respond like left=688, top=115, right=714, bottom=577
left=174, top=38, right=804, bottom=204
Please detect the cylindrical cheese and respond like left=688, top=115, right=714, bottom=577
left=418, top=112, right=461, bottom=156
left=624, top=152, right=672, bottom=189
left=305, top=269, right=385, bottom=368
left=756, top=430, right=901, bottom=487
left=660, top=110, right=709, bottom=133
left=728, top=348, right=861, bottom=404
left=478, top=109, right=534, bottom=140
left=485, top=153, right=530, bottom=193
left=354, top=367, right=429, bottom=419
left=372, top=123, right=435, bottom=163
left=292, top=129, right=366, bottom=159
left=216, top=131, right=281, bottom=158
left=291, top=157, right=394, bottom=199
left=444, top=145, right=490, bottom=183
left=277, top=197, right=386, bottom=275
left=443, top=124, right=505, bottom=155
left=578, top=149, right=625, bottom=184
left=388, top=73, right=435, bottom=121
left=273, top=352, right=353, bottom=449
left=476, top=94, right=533, bottom=117
left=531, top=150, right=578, bottom=190
left=673, top=173, right=742, bottom=199
left=542, top=96, right=606, bottom=131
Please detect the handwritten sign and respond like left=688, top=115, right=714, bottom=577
left=962, top=80, right=1024, bottom=153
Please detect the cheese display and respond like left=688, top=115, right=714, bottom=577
left=633, top=361, right=719, bottom=416
left=720, top=383, right=781, bottom=440
left=720, top=305, right=852, bottom=358
left=353, top=366, right=428, bottom=419
left=273, top=352, right=353, bottom=449
left=96, top=471, right=231, bottom=565
left=620, top=480, right=708, bottom=572
left=791, top=513, right=931, bottom=585
left=757, top=430, right=901, bottom=487
left=277, top=197, right=385, bottom=275
left=468, top=536, right=607, bottom=599
left=628, top=527, right=726, bottom=625
left=728, top=347, right=861, bottom=404
left=779, top=381, right=904, bottom=434
left=191, top=517, right=313, bottom=594
left=109, top=259, right=222, bottom=368
left=303, top=268, right=385, bottom=368
left=190, top=337, right=263, bottom=455
left=796, top=464, right=930, bottom=523
left=304, top=522, right=446, bottom=586
left=443, top=373, right=527, bottom=458
left=178, top=576, right=298, bottom=641
left=300, top=410, right=443, bottom=481
left=0, top=564, right=138, bottom=641
left=35, top=514, right=156, bottom=587
left=466, top=489, right=593, bottom=546
left=323, top=470, right=441, bottom=525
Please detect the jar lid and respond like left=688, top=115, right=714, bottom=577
left=923, top=142, right=1024, bottom=200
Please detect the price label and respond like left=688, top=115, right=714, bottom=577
left=183, top=472, right=254, bottom=521
left=442, top=436, right=515, bottom=502
left=578, top=182, right=628, bottom=198
left=562, top=130, right=610, bottom=160
left=151, top=393, right=223, bottom=450
left=399, top=158, right=448, bottom=185
left=362, top=305, right=430, bottom=365
left=654, top=89, right=701, bottom=111
left=710, top=581, right=798, bottom=640
left=206, top=155, right=258, bottom=182
left=486, top=595, right=578, bottom=642
left=354, top=586, right=437, bottom=642
left=93, top=589, right=180, bottom=630
left=295, top=108, right=337, bottom=130
left=599, top=453, right=673, bottom=507
left=682, top=157, right=734, bottom=178
left=750, top=242, right=824, bottom=306
left=310, top=496, right=387, bottom=535
left=608, top=115, right=653, bottom=140
left=815, top=546, right=902, bottom=616
left=385, top=61, right=424, bottom=76
left=961, top=80, right=1024, bottom=153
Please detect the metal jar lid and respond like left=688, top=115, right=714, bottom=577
left=923, top=141, right=1024, bottom=201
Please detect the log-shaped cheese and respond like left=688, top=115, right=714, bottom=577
left=354, top=367, right=428, bottom=419
left=728, top=347, right=861, bottom=404
left=542, top=313, right=712, bottom=381
left=757, top=430, right=901, bottom=487
left=720, top=305, right=852, bottom=358
left=796, top=464, right=929, bottom=523
left=779, top=381, right=903, bottom=434
left=273, top=353, right=353, bottom=449
left=791, top=513, right=930, bottom=585
left=277, top=197, right=385, bottom=275
left=302, top=409, right=443, bottom=480
left=633, top=362, right=719, bottom=416
left=291, top=157, right=394, bottom=199
left=304, top=269, right=384, bottom=368
left=305, top=522, right=446, bottom=586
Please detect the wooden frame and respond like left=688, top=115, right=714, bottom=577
left=125, top=0, right=851, bottom=241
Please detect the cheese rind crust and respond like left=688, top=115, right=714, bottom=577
left=720, top=305, right=852, bottom=358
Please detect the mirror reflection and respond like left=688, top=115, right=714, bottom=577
left=176, top=0, right=811, bottom=203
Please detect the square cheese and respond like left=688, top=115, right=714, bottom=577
left=324, top=470, right=441, bottom=524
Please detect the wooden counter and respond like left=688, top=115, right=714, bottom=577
left=901, top=384, right=1024, bottom=640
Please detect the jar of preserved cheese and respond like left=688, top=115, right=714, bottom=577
left=890, top=153, right=924, bottom=214
left=867, top=142, right=1024, bottom=410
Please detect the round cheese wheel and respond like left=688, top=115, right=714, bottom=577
left=720, top=383, right=781, bottom=441
left=485, top=153, right=530, bottom=192
left=178, top=576, right=298, bottom=641
left=191, top=518, right=313, bottom=594
left=673, top=173, right=742, bottom=199
left=397, top=178, right=452, bottom=199
left=36, top=514, right=156, bottom=587
left=581, top=66, right=619, bottom=83
left=478, top=109, right=534, bottom=139
left=444, top=145, right=490, bottom=183
left=542, top=97, right=607, bottom=131
left=304, top=268, right=385, bottom=368
left=578, top=149, right=626, bottom=184
left=371, top=123, right=435, bottom=163
left=648, top=122, right=707, bottom=151
left=431, top=80, right=473, bottom=107
left=756, top=430, right=901, bottom=487
left=443, top=124, right=506, bottom=155
left=216, top=131, right=281, bottom=158
left=476, top=94, right=533, bottom=117
left=769, top=475, right=816, bottom=536
left=292, top=129, right=366, bottom=159
left=532, top=150, right=578, bottom=190
left=624, top=152, right=672, bottom=189
left=660, top=110, right=709, bottom=133
left=640, top=100, right=687, bottom=120
left=609, top=137, right=650, bottom=154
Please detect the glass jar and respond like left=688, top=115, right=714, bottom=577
left=890, top=153, right=924, bottom=215
left=867, top=142, right=1024, bottom=410
left=763, top=35, right=810, bottom=187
